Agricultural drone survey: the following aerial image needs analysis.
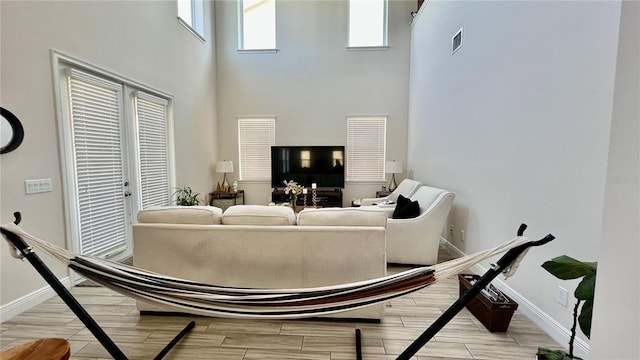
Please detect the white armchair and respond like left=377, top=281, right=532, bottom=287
left=360, top=179, right=424, bottom=206
left=386, top=185, right=455, bottom=265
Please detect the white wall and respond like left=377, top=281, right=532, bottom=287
left=214, top=0, right=415, bottom=204
left=589, top=1, right=639, bottom=358
left=1, top=1, right=217, bottom=309
left=407, top=0, right=622, bottom=353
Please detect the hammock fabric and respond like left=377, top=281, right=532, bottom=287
left=1, top=223, right=531, bottom=319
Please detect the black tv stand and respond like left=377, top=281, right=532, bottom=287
left=272, top=188, right=343, bottom=208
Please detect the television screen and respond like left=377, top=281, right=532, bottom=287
left=271, top=146, right=345, bottom=188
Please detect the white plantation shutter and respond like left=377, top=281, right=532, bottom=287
left=68, top=69, right=127, bottom=258
left=135, top=91, right=170, bottom=208
left=238, top=118, right=275, bottom=180
left=346, top=116, right=387, bottom=181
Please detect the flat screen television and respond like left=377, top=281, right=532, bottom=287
left=271, top=146, right=345, bottom=188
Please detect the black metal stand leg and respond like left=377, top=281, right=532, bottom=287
left=395, top=267, right=503, bottom=360
left=355, top=328, right=363, bottom=360
left=394, top=229, right=554, bottom=360
left=154, top=320, right=196, bottom=360
left=2, top=215, right=196, bottom=360
left=1, top=227, right=129, bottom=360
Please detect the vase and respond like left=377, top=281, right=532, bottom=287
left=290, top=194, right=297, bottom=210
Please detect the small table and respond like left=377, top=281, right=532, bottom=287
left=209, top=190, right=244, bottom=211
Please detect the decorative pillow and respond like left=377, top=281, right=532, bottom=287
left=222, top=205, right=296, bottom=225
left=392, top=195, right=420, bottom=219
left=137, top=206, right=223, bottom=225
left=297, top=207, right=387, bottom=227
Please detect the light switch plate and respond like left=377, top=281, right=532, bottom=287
left=25, top=179, right=53, bottom=194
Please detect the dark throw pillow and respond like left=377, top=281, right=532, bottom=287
left=392, top=195, right=420, bottom=219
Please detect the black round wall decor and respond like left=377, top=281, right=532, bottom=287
left=1, top=107, right=25, bottom=154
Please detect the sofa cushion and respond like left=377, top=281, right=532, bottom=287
left=392, top=195, right=420, bottom=219
left=137, top=206, right=223, bottom=225
left=297, top=207, right=387, bottom=227
left=222, top=205, right=296, bottom=225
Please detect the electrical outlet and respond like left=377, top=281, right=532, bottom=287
left=449, top=224, right=454, bottom=237
left=460, top=229, right=465, bottom=242
left=556, top=286, right=568, bottom=306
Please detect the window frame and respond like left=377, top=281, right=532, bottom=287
left=237, top=0, right=278, bottom=52
left=347, top=0, right=389, bottom=49
left=177, top=0, right=206, bottom=41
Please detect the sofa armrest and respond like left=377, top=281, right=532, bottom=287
left=360, top=197, right=380, bottom=206
left=360, top=196, right=393, bottom=206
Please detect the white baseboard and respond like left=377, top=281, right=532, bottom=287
left=1, top=277, right=71, bottom=321
left=440, top=238, right=589, bottom=358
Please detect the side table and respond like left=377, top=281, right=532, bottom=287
left=209, top=190, right=244, bottom=211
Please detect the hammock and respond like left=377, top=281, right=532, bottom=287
left=1, top=216, right=554, bottom=360
left=3, top=222, right=533, bottom=319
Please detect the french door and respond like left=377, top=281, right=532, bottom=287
left=56, top=55, right=173, bottom=270
left=67, top=69, right=130, bottom=259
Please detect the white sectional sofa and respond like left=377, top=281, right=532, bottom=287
left=359, top=184, right=455, bottom=265
left=133, top=205, right=388, bottom=321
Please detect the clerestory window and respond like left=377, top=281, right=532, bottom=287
left=348, top=0, right=388, bottom=48
left=238, top=0, right=277, bottom=50
left=177, top=0, right=205, bottom=40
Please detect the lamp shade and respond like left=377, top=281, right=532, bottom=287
left=385, top=161, right=403, bottom=174
left=216, top=160, right=234, bottom=173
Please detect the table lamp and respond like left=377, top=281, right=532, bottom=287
left=216, top=160, right=234, bottom=192
left=385, top=160, right=403, bottom=192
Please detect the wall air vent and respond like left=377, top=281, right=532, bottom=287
left=452, top=28, right=463, bottom=54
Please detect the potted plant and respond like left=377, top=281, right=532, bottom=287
left=536, top=256, right=597, bottom=360
left=173, top=186, right=200, bottom=206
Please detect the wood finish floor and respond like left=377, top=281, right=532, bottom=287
left=1, top=247, right=562, bottom=359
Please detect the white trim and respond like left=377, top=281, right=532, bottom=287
left=346, top=46, right=390, bottom=51
left=237, top=49, right=279, bottom=54
left=1, top=277, right=71, bottom=321
left=410, top=0, right=428, bottom=29
left=51, top=50, right=173, bottom=99
left=440, top=237, right=590, bottom=358
left=177, top=17, right=206, bottom=43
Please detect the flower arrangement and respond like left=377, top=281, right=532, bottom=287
left=283, top=180, right=303, bottom=209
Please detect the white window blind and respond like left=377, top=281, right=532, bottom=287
left=68, top=69, right=127, bottom=258
left=135, top=91, right=170, bottom=209
left=238, top=117, right=275, bottom=180
left=346, top=116, right=387, bottom=181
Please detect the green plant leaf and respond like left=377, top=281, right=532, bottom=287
left=575, top=273, right=596, bottom=300
left=541, top=256, right=596, bottom=280
left=536, top=347, right=572, bottom=360
left=579, top=299, right=593, bottom=339
left=173, top=186, right=200, bottom=206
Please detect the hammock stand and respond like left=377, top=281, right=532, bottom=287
left=358, top=223, right=553, bottom=360
left=2, top=212, right=553, bottom=360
